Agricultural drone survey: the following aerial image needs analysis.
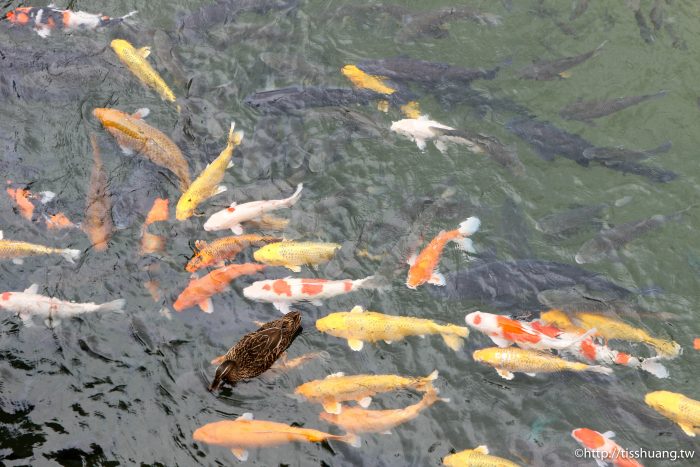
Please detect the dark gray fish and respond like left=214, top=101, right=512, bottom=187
left=594, top=158, right=677, bottom=183
left=357, top=57, right=499, bottom=86
left=111, top=161, right=169, bottom=230
left=570, top=0, right=590, bottom=21
left=305, top=107, right=386, bottom=138
left=664, top=22, right=687, bottom=50
left=437, top=128, right=525, bottom=174
left=575, top=207, right=692, bottom=263
left=430, top=259, right=632, bottom=310
left=583, top=141, right=672, bottom=163
left=500, top=197, right=533, bottom=258
left=649, top=0, right=664, bottom=30
left=178, top=0, right=298, bottom=32
left=399, top=6, right=501, bottom=39
left=518, top=41, right=606, bottom=80
left=536, top=204, right=608, bottom=236
left=634, top=8, right=655, bottom=43
left=243, top=86, right=382, bottom=114
left=559, top=91, right=667, bottom=122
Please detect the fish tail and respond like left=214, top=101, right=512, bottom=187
left=423, top=386, right=450, bottom=405
left=121, top=11, right=138, bottom=21
left=439, top=325, right=469, bottom=351
left=286, top=183, right=304, bottom=205
left=356, top=275, right=390, bottom=291
left=457, top=216, right=481, bottom=236
left=61, top=248, right=81, bottom=264
left=648, top=140, right=672, bottom=155
left=339, top=432, right=361, bottom=448
left=639, top=357, right=669, bottom=378
left=97, top=299, right=126, bottom=314
left=594, top=40, right=608, bottom=54
left=586, top=365, right=613, bottom=376
left=416, top=369, right=439, bottom=391
left=226, top=122, right=244, bottom=149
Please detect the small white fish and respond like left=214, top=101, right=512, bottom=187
left=203, top=184, right=303, bottom=234
left=0, top=284, right=125, bottom=328
left=390, top=115, right=480, bottom=153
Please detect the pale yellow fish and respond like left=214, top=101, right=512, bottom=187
left=472, top=347, right=613, bottom=380
left=0, top=231, right=80, bottom=264
left=316, top=305, right=469, bottom=352
left=401, top=101, right=422, bottom=118
left=341, top=64, right=396, bottom=95
left=295, top=370, right=438, bottom=414
left=176, top=122, right=243, bottom=220
left=319, top=387, right=447, bottom=435
left=443, top=445, right=522, bottom=467
left=253, top=241, right=341, bottom=272
left=645, top=391, right=700, bottom=437
left=111, top=39, right=176, bottom=103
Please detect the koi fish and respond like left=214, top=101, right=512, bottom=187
left=84, top=133, right=112, bottom=251
left=406, top=217, right=480, bottom=289
left=110, top=39, right=176, bottom=103
left=6, top=183, right=56, bottom=222
left=242, top=276, right=377, bottom=314
left=253, top=241, right=341, bottom=272
left=93, top=107, right=191, bottom=191
left=644, top=391, right=700, bottom=437
left=694, top=338, right=700, bottom=350
left=0, top=284, right=125, bottom=328
left=472, top=347, right=613, bottom=380
left=173, top=263, right=266, bottom=313
left=45, top=213, right=76, bottom=230
left=518, top=41, right=606, bottom=80
left=320, top=387, right=448, bottom=435
left=140, top=198, right=169, bottom=255
left=317, top=306, right=469, bottom=351
left=341, top=65, right=396, bottom=95
left=203, top=184, right=303, bottom=234
left=5, top=6, right=136, bottom=38
left=176, top=123, right=242, bottom=220
left=294, top=370, right=438, bottom=414
left=0, top=230, right=80, bottom=265
left=571, top=428, right=643, bottom=467
left=192, top=413, right=360, bottom=462
left=443, top=445, right=521, bottom=467
left=186, top=235, right=281, bottom=272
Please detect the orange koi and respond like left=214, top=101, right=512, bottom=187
left=6, top=187, right=34, bottom=220
left=571, top=428, right=644, bottom=467
left=185, top=235, right=281, bottom=273
left=140, top=198, right=169, bottom=255
left=84, top=134, right=113, bottom=251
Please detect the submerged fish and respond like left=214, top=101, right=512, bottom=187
left=645, top=391, right=700, bottom=437
left=295, top=370, right=438, bottom=414
left=0, top=230, right=80, bottom=265
left=536, top=204, right=608, bottom=236
left=583, top=141, right=672, bottom=163
left=179, top=0, right=299, bottom=32
left=140, top=198, right=170, bottom=255
left=0, top=284, right=125, bottom=328
left=357, top=57, right=499, bottom=86
left=193, top=412, right=358, bottom=462
left=443, top=445, right=521, bottom=467
left=317, top=305, right=469, bottom=351
left=244, top=86, right=380, bottom=114
left=253, top=241, right=341, bottom=272
left=560, top=91, right=667, bottom=122
left=243, top=276, right=377, bottom=314
left=176, top=123, right=242, bottom=220
left=571, top=428, right=643, bottom=467
left=110, top=39, right=176, bottom=103
left=5, top=6, right=136, bottom=38
left=204, top=184, right=302, bottom=234
left=186, top=235, right=281, bottom=272
left=575, top=208, right=691, bottom=263
left=93, top=107, right=191, bottom=191
left=518, top=42, right=606, bottom=80
left=473, top=347, right=613, bottom=380
left=320, top=387, right=447, bottom=435
left=398, top=6, right=501, bottom=39
left=569, top=0, right=590, bottom=21
left=84, top=134, right=113, bottom=252
left=174, top=263, right=266, bottom=313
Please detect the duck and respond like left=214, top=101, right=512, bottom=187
left=208, top=311, right=303, bottom=391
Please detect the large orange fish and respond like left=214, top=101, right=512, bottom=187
left=185, top=235, right=281, bottom=273
left=571, top=428, right=643, bottom=467
left=173, top=263, right=266, bottom=313
left=84, top=134, right=113, bottom=251
left=406, top=216, right=480, bottom=289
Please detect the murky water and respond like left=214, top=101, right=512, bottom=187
left=1, top=0, right=699, bottom=465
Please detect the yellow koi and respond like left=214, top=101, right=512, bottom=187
left=401, top=101, right=421, bottom=118
left=0, top=231, right=80, bottom=264
left=443, top=445, right=522, bottom=467
left=645, top=391, right=700, bottom=437
left=111, top=39, right=176, bottom=103
left=253, top=241, right=341, bottom=272
left=341, top=64, right=396, bottom=95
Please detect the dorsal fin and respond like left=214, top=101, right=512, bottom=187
left=132, top=108, right=150, bottom=119
left=350, top=305, right=364, bottom=313
left=23, top=284, right=39, bottom=294
left=194, top=240, right=207, bottom=251
left=326, top=372, right=345, bottom=379
left=474, top=445, right=489, bottom=455
left=137, top=46, right=151, bottom=59
left=237, top=412, right=254, bottom=421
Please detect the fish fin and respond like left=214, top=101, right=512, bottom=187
left=119, top=145, right=134, bottom=156
left=137, top=46, right=151, bottom=59
left=384, top=340, right=393, bottom=344
left=677, top=422, right=696, bottom=437
left=322, top=400, right=342, bottom=414
left=358, top=396, right=372, bottom=408
left=406, top=253, right=417, bottom=266
left=12, top=258, right=24, bottom=265
left=433, top=139, right=448, bottom=153
left=559, top=71, right=572, bottom=79
left=427, top=271, right=446, bottom=286
left=348, top=339, right=364, bottom=351
left=274, top=302, right=292, bottom=314
left=441, top=333, right=464, bottom=352
left=132, top=108, right=150, bottom=119
left=525, top=373, right=537, bottom=377
left=326, top=372, right=345, bottom=378
left=237, top=412, right=254, bottom=420
left=415, top=138, right=427, bottom=151
left=230, top=224, right=244, bottom=235
left=39, top=191, right=56, bottom=204
left=342, top=433, right=361, bottom=447
left=457, top=238, right=476, bottom=254
left=230, top=448, right=248, bottom=462
left=310, top=299, right=322, bottom=306
left=381, top=430, right=392, bottom=435
left=0, top=231, right=3, bottom=239
left=474, top=445, right=489, bottom=455
left=97, top=299, right=126, bottom=313
left=595, top=460, right=607, bottom=467
left=227, top=160, right=234, bottom=169
left=19, top=313, right=33, bottom=327
left=194, top=240, right=207, bottom=251
left=489, top=335, right=512, bottom=348
left=425, top=370, right=439, bottom=382
left=198, top=298, right=214, bottom=314
left=287, top=183, right=304, bottom=205
left=588, top=365, right=613, bottom=376
left=602, top=431, right=615, bottom=439
left=214, top=185, right=227, bottom=196
left=496, top=369, right=515, bottom=380
left=61, top=249, right=81, bottom=264
left=44, top=318, right=59, bottom=328
left=286, top=265, right=302, bottom=272
left=640, top=358, right=669, bottom=378
left=121, top=11, right=138, bottom=20
left=350, top=305, right=364, bottom=313
left=253, top=320, right=266, bottom=327
left=36, top=26, right=51, bottom=38
left=23, top=284, right=39, bottom=294
left=457, top=216, right=480, bottom=236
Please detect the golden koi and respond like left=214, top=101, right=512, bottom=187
left=0, top=231, right=80, bottom=265
left=186, top=234, right=281, bottom=273
left=401, top=101, right=421, bottom=118
left=176, top=122, right=243, bottom=220
left=294, top=370, right=438, bottom=414
left=316, top=305, right=469, bottom=352
left=193, top=413, right=360, bottom=462
left=472, top=347, right=613, bottom=380
left=443, top=445, right=521, bottom=467
left=93, top=107, right=191, bottom=191
left=341, top=65, right=396, bottom=95
left=253, top=241, right=341, bottom=272
left=645, top=391, right=700, bottom=437
left=84, top=133, right=113, bottom=251
left=110, top=39, right=176, bottom=103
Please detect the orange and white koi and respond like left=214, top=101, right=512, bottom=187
left=193, top=413, right=359, bottom=462
left=242, top=275, right=377, bottom=314
left=140, top=198, right=170, bottom=255
left=6, top=182, right=56, bottom=222
left=0, top=284, right=124, bottom=328
left=0, top=230, right=80, bottom=265
left=173, top=263, right=266, bottom=313
left=5, top=6, right=136, bottom=38
left=571, top=428, right=644, bottom=467
left=185, top=235, right=282, bottom=273
left=406, top=216, right=480, bottom=289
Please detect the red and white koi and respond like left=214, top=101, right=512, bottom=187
left=0, top=284, right=125, bottom=328
left=243, top=276, right=377, bottom=314
left=5, top=5, right=137, bottom=38
left=571, top=428, right=644, bottom=467
left=203, top=184, right=303, bottom=234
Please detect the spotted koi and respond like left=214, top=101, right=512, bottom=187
left=5, top=6, right=136, bottom=38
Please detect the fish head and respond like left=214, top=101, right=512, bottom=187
left=252, top=244, right=281, bottom=265
left=539, top=309, right=574, bottom=330
left=110, top=39, right=134, bottom=57
left=0, top=291, right=15, bottom=308
left=465, top=311, right=498, bottom=333
left=645, top=391, right=680, bottom=416
left=193, top=420, right=236, bottom=445
left=315, top=313, right=346, bottom=334
left=186, top=251, right=211, bottom=273
left=175, top=195, right=195, bottom=221
left=571, top=428, right=604, bottom=449
left=92, top=107, right=127, bottom=126
left=472, top=347, right=499, bottom=364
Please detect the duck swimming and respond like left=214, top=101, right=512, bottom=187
left=209, top=311, right=303, bottom=391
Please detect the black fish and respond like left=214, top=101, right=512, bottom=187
left=430, top=259, right=632, bottom=310
left=633, top=8, right=655, bottom=44
left=649, top=0, right=664, bottom=30
left=536, top=204, right=608, bottom=236
left=357, top=57, right=499, bottom=86
left=518, top=41, right=606, bottom=80
left=436, top=128, right=525, bottom=174
left=399, top=6, right=501, bottom=39
left=178, top=0, right=298, bottom=32
left=594, top=158, right=677, bottom=183
left=243, top=86, right=383, bottom=114
left=559, top=91, right=667, bottom=122
left=583, top=141, right=672, bottom=163
left=569, top=0, right=589, bottom=21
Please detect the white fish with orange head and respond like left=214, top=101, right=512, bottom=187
left=571, top=428, right=644, bottom=467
